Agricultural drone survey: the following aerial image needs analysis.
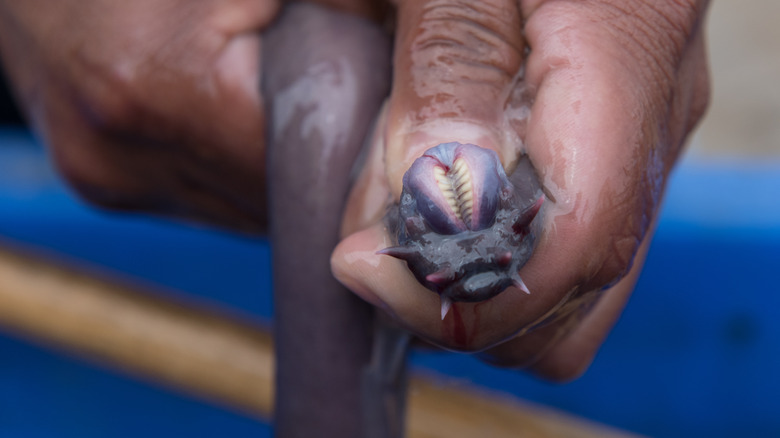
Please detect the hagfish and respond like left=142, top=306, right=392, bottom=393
left=379, top=142, right=544, bottom=319
left=263, top=3, right=391, bottom=437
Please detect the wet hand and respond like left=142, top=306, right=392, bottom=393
left=332, top=0, right=710, bottom=379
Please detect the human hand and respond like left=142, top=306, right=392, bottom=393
left=332, top=0, right=710, bottom=379
left=0, top=0, right=279, bottom=231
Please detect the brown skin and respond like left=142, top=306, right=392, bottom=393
left=0, top=0, right=710, bottom=380
left=332, top=0, right=710, bottom=380
left=0, top=0, right=278, bottom=231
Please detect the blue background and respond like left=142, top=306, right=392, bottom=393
left=1, top=128, right=779, bottom=437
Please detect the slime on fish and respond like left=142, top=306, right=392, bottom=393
left=378, top=142, right=544, bottom=319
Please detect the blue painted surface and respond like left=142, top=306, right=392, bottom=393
left=1, top=127, right=779, bottom=437
left=0, top=335, right=272, bottom=438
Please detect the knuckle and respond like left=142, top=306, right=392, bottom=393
left=55, top=149, right=142, bottom=211
left=74, top=65, right=151, bottom=135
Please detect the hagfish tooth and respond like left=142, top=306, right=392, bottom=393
left=378, top=142, right=543, bottom=319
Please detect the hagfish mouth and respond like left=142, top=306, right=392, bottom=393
left=378, top=142, right=543, bottom=319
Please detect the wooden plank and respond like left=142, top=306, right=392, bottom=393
left=407, top=376, right=640, bottom=438
left=0, top=244, right=641, bottom=437
left=0, top=244, right=274, bottom=416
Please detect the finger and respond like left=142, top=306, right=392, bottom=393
left=339, top=102, right=393, bottom=236
left=44, top=81, right=266, bottom=231
left=482, top=220, right=655, bottom=379
left=511, top=3, right=656, bottom=332
left=336, top=0, right=697, bottom=356
left=474, top=1, right=708, bottom=370
left=383, top=0, right=526, bottom=198
left=529, top=251, right=644, bottom=381
left=516, top=1, right=707, bottom=323
left=336, top=0, right=538, bottom=350
left=64, top=32, right=269, bottom=229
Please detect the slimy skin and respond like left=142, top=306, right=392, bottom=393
left=263, top=4, right=391, bottom=437
left=379, top=142, right=543, bottom=318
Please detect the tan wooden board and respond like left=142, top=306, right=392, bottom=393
left=0, top=244, right=641, bottom=438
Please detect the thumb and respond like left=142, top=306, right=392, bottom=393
left=384, top=0, right=527, bottom=197
left=331, top=0, right=545, bottom=350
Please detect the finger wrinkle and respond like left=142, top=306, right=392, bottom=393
left=403, top=0, right=524, bottom=98
left=410, top=24, right=521, bottom=85
left=415, top=5, right=525, bottom=55
left=587, top=1, right=705, bottom=104
left=388, top=0, right=527, bottom=170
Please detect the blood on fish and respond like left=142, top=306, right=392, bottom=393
left=441, top=301, right=486, bottom=349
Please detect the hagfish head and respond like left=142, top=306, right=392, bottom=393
left=379, top=142, right=543, bottom=318
left=402, top=142, right=505, bottom=234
